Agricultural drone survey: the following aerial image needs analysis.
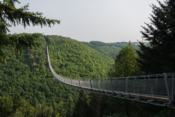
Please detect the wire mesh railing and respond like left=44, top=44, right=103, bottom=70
left=47, top=46, right=175, bottom=105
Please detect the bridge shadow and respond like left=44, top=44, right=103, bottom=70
left=71, top=90, right=175, bottom=117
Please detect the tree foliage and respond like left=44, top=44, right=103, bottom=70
left=139, top=0, right=175, bottom=73
left=114, top=43, right=140, bottom=77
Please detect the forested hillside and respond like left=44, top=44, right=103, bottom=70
left=0, top=33, right=80, bottom=116
left=84, top=41, right=139, bottom=58
left=47, top=36, right=114, bottom=79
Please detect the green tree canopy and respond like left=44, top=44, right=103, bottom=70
left=138, top=0, right=175, bottom=73
left=114, top=43, right=140, bottom=77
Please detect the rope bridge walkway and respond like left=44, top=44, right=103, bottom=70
left=47, top=46, right=175, bottom=107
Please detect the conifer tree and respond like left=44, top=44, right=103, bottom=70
left=0, top=0, right=59, bottom=34
left=139, top=0, right=175, bottom=73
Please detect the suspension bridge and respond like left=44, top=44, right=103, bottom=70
left=47, top=46, right=175, bottom=107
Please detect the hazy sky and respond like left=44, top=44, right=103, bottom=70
left=10, top=0, right=164, bottom=42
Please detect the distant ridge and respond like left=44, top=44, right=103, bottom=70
left=84, top=41, right=139, bottom=59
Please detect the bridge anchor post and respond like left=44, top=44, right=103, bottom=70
left=171, top=95, right=175, bottom=105
left=170, top=74, right=175, bottom=106
left=164, top=73, right=175, bottom=106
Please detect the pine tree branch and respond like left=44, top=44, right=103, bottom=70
left=0, top=2, right=60, bottom=32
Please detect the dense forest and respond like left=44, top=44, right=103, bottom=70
left=0, top=34, right=80, bottom=116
